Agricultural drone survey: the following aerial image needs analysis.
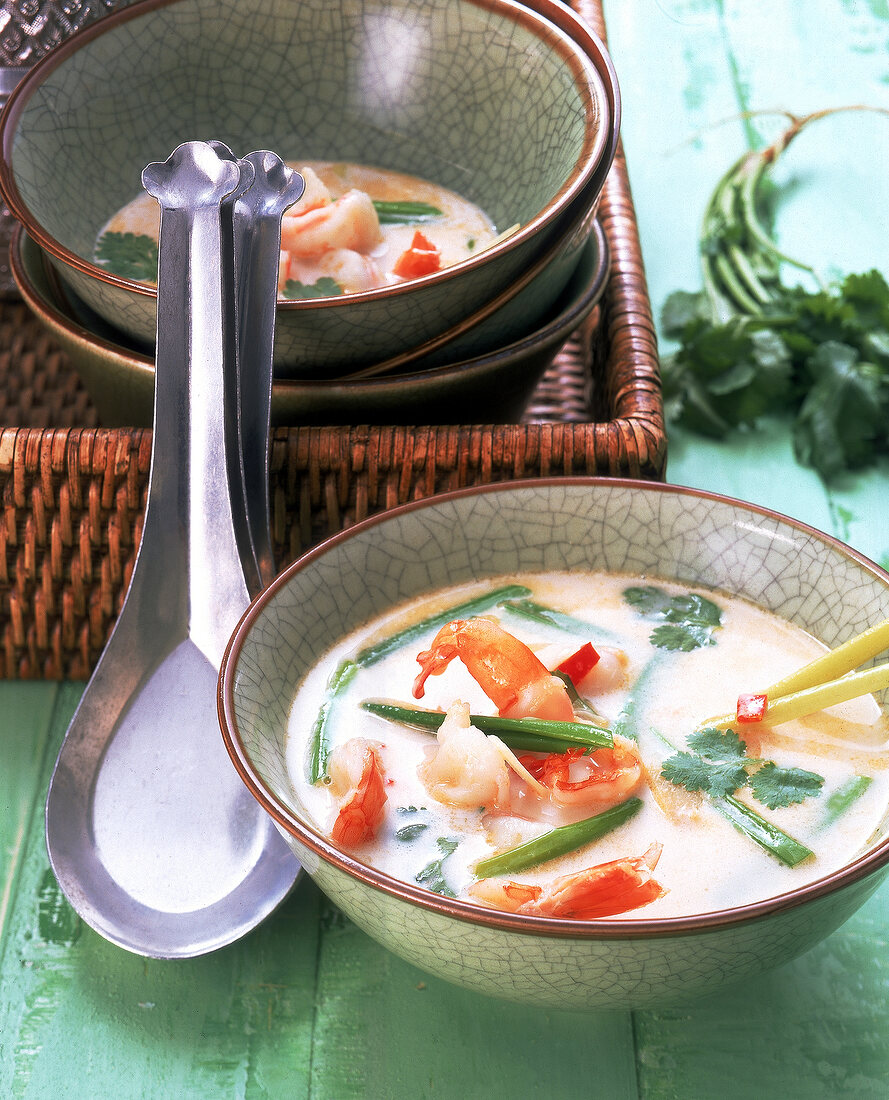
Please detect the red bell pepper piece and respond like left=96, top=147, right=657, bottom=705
left=555, top=641, right=601, bottom=686
left=393, top=230, right=441, bottom=279
left=736, top=692, right=768, bottom=723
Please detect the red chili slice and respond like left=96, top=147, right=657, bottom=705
left=393, top=230, right=441, bottom=279
left=555, top=641, right=601, bottom=686
left=736, top=692, right=768, bottom=723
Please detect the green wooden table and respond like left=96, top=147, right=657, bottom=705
left=2, top=2, right=888, bottom=1095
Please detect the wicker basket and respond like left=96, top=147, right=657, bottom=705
left=0, top=0, right=664, bottom=679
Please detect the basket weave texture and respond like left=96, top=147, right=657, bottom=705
left=0, top=0, right=664, bottom=680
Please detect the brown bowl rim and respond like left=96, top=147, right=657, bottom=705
left=0, top=0, right=620, bottom=311
left=218, top=477, right=889, bottom=941
left=12, top=219, right=610, bottom=387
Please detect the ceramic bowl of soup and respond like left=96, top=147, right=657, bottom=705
left=11, top=221, right=609, bottom=426
left=0, top=0, right=619, bottom=377
left=219, top=479, right=889, bottom=1010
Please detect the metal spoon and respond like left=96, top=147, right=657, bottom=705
left=44, top=141, right=303, bottom=957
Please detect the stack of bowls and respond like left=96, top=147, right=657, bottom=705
left=0, top=0, right=620, bottom=425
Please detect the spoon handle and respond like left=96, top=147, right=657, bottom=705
left=231, top=151, right=304, bottom=588
left=141, top=141, right=255, bottom=666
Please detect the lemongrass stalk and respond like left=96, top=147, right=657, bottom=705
left=701, top=660, right=889, bottom=730
left=764, top=618, right=889, bottom=700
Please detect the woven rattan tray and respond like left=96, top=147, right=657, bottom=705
left=0, top=0, right=663, bottom=679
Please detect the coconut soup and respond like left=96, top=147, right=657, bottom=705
left=286, top=573, right=889, bottom=920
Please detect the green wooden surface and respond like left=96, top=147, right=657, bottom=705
left=2, top=1, right=888, bottom=1096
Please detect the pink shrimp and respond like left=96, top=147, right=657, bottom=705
left=327, top=738, right=387, bottom=848
left=517, top=741, right=643, bottom=809
left=413, top=617, right=575, bottom=722
left=280, top=188, right=382, bottom=257
left=468, top=843, right=665, bottom=919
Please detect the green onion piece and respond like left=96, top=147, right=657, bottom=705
left=372, top=200, right=443, bottom=224
left=360, top=700, right=612, bottom=751
left=308, top=659, right=359, bottom=783
left=353, top=584, right=531, bottom=667
left=474, top=797, right=643, bottom=878
left=713, top=795, right=813, bottom=867
left=498, top=598, right=618, bottom=640
left=819, top=775, right=872, bottom=830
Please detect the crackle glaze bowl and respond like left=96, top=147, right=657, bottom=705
left=0, top=0, right=619, bottom=377
left=218, top=480, right=889, bottom=1011
left=12, top=221, right=609, bottom=426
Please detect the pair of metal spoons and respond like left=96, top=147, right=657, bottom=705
left=44, top=141, right=305, bottom=957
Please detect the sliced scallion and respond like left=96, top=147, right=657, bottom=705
left=474, top=797, right=643, bottom=878
left=360, top=700, right=612, bottom=752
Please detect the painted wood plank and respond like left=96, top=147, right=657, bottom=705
left=606, top=0, right=889, bottom=1095
left=310, top=896, right=640, bottom=1099
left=0, top=682, right=59, bottom=958
left=0, top=682, right=320, bottom=1100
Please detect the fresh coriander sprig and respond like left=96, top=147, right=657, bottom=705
left=623, top=585, right=723, bottom=652
left=661, top=726, right=824, bottom=810
left=655, top=728, right=815, bottom=866
left=661, top=106, right=889, bottom=482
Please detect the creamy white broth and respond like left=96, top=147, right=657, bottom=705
left=96, top=160, right=498, bottom=296
left=285, top=573, right=889, bottom=919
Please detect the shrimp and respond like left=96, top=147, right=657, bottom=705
left=326, top=738, right=387, bottom=848
left=280, top=188, right=383, bottom=258
left=284, top=247, right=384, bottom=295
left=413, top=618, right=575, bottom=722
left=575, top=645, right=630, bottom=694
left=468, top=843, right=665, bottom=919
left=518, top=739, right=643, bottom=809
left=419, top=701, right=549, bottom=811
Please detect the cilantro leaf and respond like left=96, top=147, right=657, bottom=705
left=662, top=268, right=889, bottom=482
left=662, top=727, right=824, bottom=809
left=94, top=231, right=158, bottom=282
left=622, top=586, right=673, bottom=616
left=749, top=762, right=825, bottom=809
left=282, top=277, right=344, bottom=300
left=415, top=837, right=459, bottom=896
left=792, top=340, right=886, bottom=479
left=661, top=750, right=748, bottom=798
left=623, top=585, right=722, bottom=651
left=687, top=727, right=747, bottom=761
left=395, top=823, right=428, bottom=841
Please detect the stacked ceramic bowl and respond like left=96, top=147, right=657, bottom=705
left=0, top=0, right=619, bottom=426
